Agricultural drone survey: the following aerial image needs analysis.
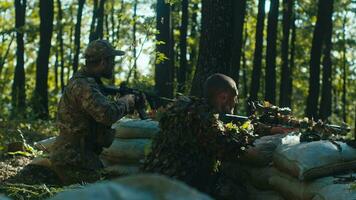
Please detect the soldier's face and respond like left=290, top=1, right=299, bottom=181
left=215, top=90, right=238, bottom=114
left=101, top=56, right=115, bottom=79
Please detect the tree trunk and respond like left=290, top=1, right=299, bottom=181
left=319, top=0, right=333, bottom=120
left=342, top=15, right=347, bottom=122
left=155, top=0, right=173, bottom=99
left=306, top=0, right=332, bottom=119
left=249, top=0, right=266, bottom=101
left=73, top=0, right=85, bottom=73
left=187, top=2, right=199, bottom=91
left=12, top=0, right=27, bottom=117
left=33, top=0, right=54, bottom=119
left=89, top=0, right=98, bottom=42
left=287, top=12, right=296, bottom=109
left=190, top=0, right=234, bottom=97
left=229, top=0, right=246, bottom=89
left=133, top=0, right=138, bottom=79
left=265, top=0, right=279, bottom=104
left=56, top=0, right=64, bottom=92
left=95, top=0, right=106, bottom=40
left=177, top=0, right=188, bottom=94
left=279, top=0, right=293, bottom=107
left=242, top=25, right=248, bottom=99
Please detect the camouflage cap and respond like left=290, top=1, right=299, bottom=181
left=84, top=39, right=125, bottom=62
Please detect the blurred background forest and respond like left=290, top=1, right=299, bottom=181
left=0, top=0, right=355, bottom=133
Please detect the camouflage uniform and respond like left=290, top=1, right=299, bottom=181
left=143, top=97, right=249, bottom=199
left=50, top=40, right=128, bottom=185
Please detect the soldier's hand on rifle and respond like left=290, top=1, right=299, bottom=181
left=118, top=94, right=136, bottom=114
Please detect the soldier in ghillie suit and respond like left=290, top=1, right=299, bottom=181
left=50, top=40, right=136, bottom=185
left=143, top=73, right=291, bottom=199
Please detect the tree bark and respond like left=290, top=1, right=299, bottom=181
left=187, top=2, right=199, bottom=91
left=133, top=0, right=138, bottom=79
left=305, top=0, right=332, bottom=119
left=89, top=0, right=98, bottom=42
left=155, top=0, right=173, bottom=99
left=12, top=0, right=27, bottom=117
left=287, top=12, right=296, bottom=109
left=177, top=0, right=188, bottom=93
left=190, top=0, right=234, bottom=97
left=342, top=15, right=347, bottom=122
left=265, top=0, right=279, bottom=104
left=33, top=0, right=54, bottom=119
left=279, top=0, right=293, bottom=107
left=73, top=0, right=85, bottom=73
left=95, top=0, right=106, bottom=40
left=249, top=0, right=266, bottom=101
left=229, top=0, right=246, bottom=89
left=319, top=0, right=334, bottom=120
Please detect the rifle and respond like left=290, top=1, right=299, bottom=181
left=219, top=114, right=250, bottom=125
left=99, top=82, right=174, bottom=120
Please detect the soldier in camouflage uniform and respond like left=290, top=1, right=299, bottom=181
left=143, top=73, right=292, bottom=199
left=50, top=40, right=136, bottom=185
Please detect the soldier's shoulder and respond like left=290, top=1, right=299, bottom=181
left=68, top=73, right=98, bottom=90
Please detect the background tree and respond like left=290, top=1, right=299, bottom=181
left=73, top=0, right=85, bottom=73
left=177, top=0, right=188, bottom=94
left=265, top=0, right=279, bottom=104
left=190, top=0, right=234, bottom=96
left=11, top=0, right=26, bottom=117
left=33, top=0, right=54, bottom=119
left=249, top=0, right=266, bottom=102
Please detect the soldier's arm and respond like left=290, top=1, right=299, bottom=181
left=73, top=78, right=129, bottom=126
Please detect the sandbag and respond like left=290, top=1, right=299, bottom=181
left=239, top=133, right=299, bottom=166
left=246, top=184, right=285, bottom=200
left=100, top=138, right=152, bottom=164
left=103, top=164, right=140, bottom=177
left=112, top=118, right=159, bottom=139
left=312, top=183, right=356, bottom=200
left=273, top=140, right=356, bottom=181
left=49, top=174, right=213, bottom=200
left=34, top=137, right=56, bottom=152
left=241, top=166, right=280, bottom=190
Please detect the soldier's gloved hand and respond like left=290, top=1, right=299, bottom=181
left=118, top=94, right=136, bottom=114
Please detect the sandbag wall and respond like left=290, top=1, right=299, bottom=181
left=34, top=118, right=159, bottom=177
left=238, top=133, right=356, bottom=200
left=100, top=118, right=159, bottom=176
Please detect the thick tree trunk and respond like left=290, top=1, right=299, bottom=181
left=230, top=0, right=246, bottom=88
left=279, top=0, right=293, bottom=107
left=190, top=0, right=234, bottom=97
left=34, top=0, right=54, bottom=119
left=177, top=0, right=188, bottom=93
left=249, top=0, right=266, bottom=101
left=155, top=0, right=173, bottom=99
left=73, top=0, right=85, bottom=73
left=265, top=0, right=279, bottom=104
left=319, top=0, right=333, bottom=120
left=306, top=0, right=332, bottom=119
left=12, top=0, right=26, bottom=117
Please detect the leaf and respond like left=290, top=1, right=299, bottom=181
left=7, top=151, right=33, bottom=157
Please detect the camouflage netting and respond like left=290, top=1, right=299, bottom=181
left=143, top=97, right=256, bottom=196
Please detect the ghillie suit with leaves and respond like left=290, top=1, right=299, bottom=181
left=142, top=97, right=256, bottom=199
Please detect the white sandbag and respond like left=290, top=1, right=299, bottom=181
left=100, top=138, right=152, bottom=164
left=273, top=140, right=356, bottom=181
left=240, top=133, right=299, bottom=166
left=34, top=137, right=56, bottom=152
left=112, top=118, right=160, bottom=139
left=103, top=164, right=140, bottom=177
left=49, top=174, right=213, bottom=200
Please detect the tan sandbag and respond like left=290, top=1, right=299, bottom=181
left=49, top=174, right=213, bottom=200
left=239, top=133, right=299, bottom=166
left=312, top=183, right=356, bottom=200
left=34, top=137, right=56, bottom=152
left=240, top=166, right=280, bottom=190
left=103, top=164, right=140, bottom=177
left=112, top=118, right=160, bottom=139
left=100, top=138, right=152, bottom=164
left=273, top=140, right=356, bottom=181
left=268, top=171, right=356, bottom=200
left=246, top=184, right=285, bottom=200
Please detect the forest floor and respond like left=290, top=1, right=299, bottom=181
left=0, top=119, right=68, bottom=200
